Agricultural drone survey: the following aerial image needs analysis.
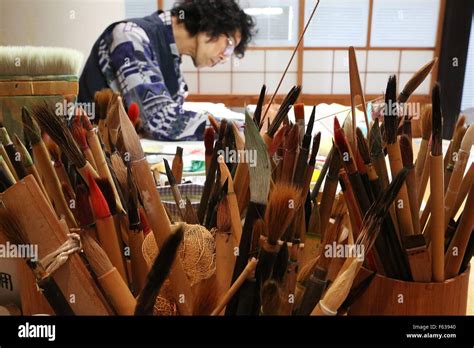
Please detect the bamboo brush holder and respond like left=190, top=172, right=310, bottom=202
left=348, top=265, right=470, bottom=315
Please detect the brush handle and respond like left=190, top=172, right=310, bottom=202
left=430, top=154, right=445, bottom=282
left=293, top=147, right=309, bottom=187
left=96, top=217, right=128, bottom=281
left=415, top=139, right=429, bottom=189
left=256, top=245, right=279, bottom=286
left=444, top=149, right=469, bottom=229
left=225, top=201, right=265, bottom=315
left=128, top=230, right=149, bottom=294
left=0, top=145, right=18, bottom=181
left=97, top=267, right=136, bottom=315
left=296, top=267, right=327, bottom=316
left=235, top=278, right=258, bottom=315
left=347, top=171, right=371, bottom=214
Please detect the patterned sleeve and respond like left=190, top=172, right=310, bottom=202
left=107, top=22, right=207, bottom=141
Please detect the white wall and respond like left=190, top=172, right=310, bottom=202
left=0, top=0, right=126, bottom=72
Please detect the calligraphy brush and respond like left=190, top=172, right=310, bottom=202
left=172, top=146, right=183, bottom=185
left=338, top=271, right=377, bottom=315
left=22, top=107, right=76, bottom=227
left=226, top=111, right=271, bottom=315
left=254, top=84, right=266, bottom=130
left=32, top=102, right=99, bottom=182
left=444, top=116, right=466, bottom=189
left=0, top=155, right=16, bottom=186
left=0, top=208, right=74, bottom=315
left=81, top=231, right=136, bottom=315
left=125, top=168, right=149, bottom=294
left=184, top=197, right=199, bottom=224
left=0, top=163, right=15, bottom=192
left=384, top=75, right=415, bottom=236
left=429, top=83, right=445, bottom=282
left=354, top=129, right=374, bottom=203
left=135, top=224, right=184, bottom=315
left=293, top=106, right=316, bottom=187
left=453, top=163, right=474, bottom=218
left=13, top=134, right=49, bottom=201
left=369, top=121, right=390, bottom=191
left=0, top=126, right=28, bottom=179
left=280, top=124, right=299, bottom=183
left=334, top=117, right=371, bottom=215
left=164, top=158, right=186, bottom=221
left=459, top=230, right=474, bottom=275
left=415, top=106, right=432, bottom=193
left=310, top=146, right=334, bottom=202
left=296, top=212, right=345, bottom=315
left=0, top=140, right=17, bottom=181
left=71, top=113, right=97, bottom=170
left=44, top=134, right=72, bottom=190
left=257, top=183, right=300, bottom=285
left=118, top=97, right=193, bottom=315
left=87, top=172, right=128, bottom=281
left=198, top=119, right=227, bottom=223
left=398, top=58, right=437, bottom=103
left=260, top=280, right=283, bottom=315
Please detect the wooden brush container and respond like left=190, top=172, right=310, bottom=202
left=348, top=266, right=470, bottom=315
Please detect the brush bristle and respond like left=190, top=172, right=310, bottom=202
left=94, top=89, right=114, bottom=121
left=267, top=85, right=302, bottom=137
left=81, top=232, right=113, bottom=276
left=254, top=84, right=266, bottom=128
left=13, top=134, right=33, bottom=167
left=75, top=184, right=95, bottom=228
left=32, top=102, right=86, bottom=168
left=128, top=102, right=140, bottom=126
left=264, top=183, right=300, bottom=244
left=117, top=97, right=144, bottom=161
left=127, top=168, right=141, bottom=229
left=356, top=128, right=371, bottom=165
left=369, top=121, right=384, bottom=158
left=163, top=158, right=176, bottom=187
left=400, top=134, right=413, bottom=167
left=217, top=196, right=231, bottom=232
left=22, top=107, right=42, bottom=145
left=135, top=224, right=184, bottom=315
left=285, top=124, right=300, bottom=152
left=184, top=197, right=199, bottom=225
left=204, top=127, right=215, bottom=155
left=269, top=125, right=287, bottom=156
left=384, top=75, right=399, bottom=144
left=431, top=83, right=442, bottom=156
left=139, top=209, right=151, bottom=233
left=95, top=178, right=117, bottom=215
left=421, top=106, right=432, bottom=140
left=294, top=103, right=305, bottom=121
left=260, top=280, right=282, bottom=315
left=192, top=277, right=219, bottom=315
left=71, top=122, right=89, bottom=150
left=87, top=172, right=111, bottom=219
left=308, top=132, right=321, bottom=166
left=334, top=121, right=352, bottom=162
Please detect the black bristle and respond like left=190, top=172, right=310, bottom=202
left=384, top=75, right=399, bottom=144
left=431, top=83, right=443, bottom=156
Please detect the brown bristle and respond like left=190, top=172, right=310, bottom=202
left=184, top=197, right=199, bottom=225
left=32, top=102, right=86, bottom=168
left=71, top=122, right=89, bottom=150
left=106, top=97, right=121, bottom=130
left=267, top=85, right=302, bottom=137
left=356, top=128, right=371, bottom=165
left=254, top=84, right=266, bottom=128
left=400, top=134, right=414, bottom=167
left=44, top=134, right=61, bottom=162
left=383, top=75, right=399, bottom=145
left=75, top=184, right=95, bottom=228
left=431, top=83, right=443, bottom=156
left=251, top=218, right=267, bottom=255
left=94, top=89, right=114, bottom=121
left=110, top=152, right=128, bottom=200
left=269, top=125, right=287, bottom=156
left=260, top=280, right=282, bottom=315
left=204, top=127, right=215, bottom=155
left=294, top=103, right=305, bottom=121
left=308, top=132, right=321, bottom=166
left=355, top=150, right=367, bottom=175
left=81, top=232, right=113, bottom=276
left=216, top=196, right=231, bottom=232
left=81, top=112, right=93, bottom=131
left=21, top=107, right=42, bottom=145
left=87, top=172, right=111, bottom=219
left=116, top=97, right=144, bottom=161
left=95, top=178, right=117, bottom=215
left=334, top=123, right=352, bottom=162
left=61, top=182, right=75, bottom=205
left=285, top=124, right=300, bottom=152
left=264, top=183, right=300, bottom=245
left=420, top=106, right=433, bottom=140
left=139, top=209, right=151, bottom=234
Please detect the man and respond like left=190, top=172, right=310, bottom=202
left=79, top=0, right=255, bottom=141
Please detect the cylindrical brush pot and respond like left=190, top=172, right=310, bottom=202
left=348, top=266, right=470, bottom=315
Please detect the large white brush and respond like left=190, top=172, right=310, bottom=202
left=0, top=46, right=83, bottom=76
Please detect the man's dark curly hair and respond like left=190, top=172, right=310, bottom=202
left=170, top=0, right=256, bottom=58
